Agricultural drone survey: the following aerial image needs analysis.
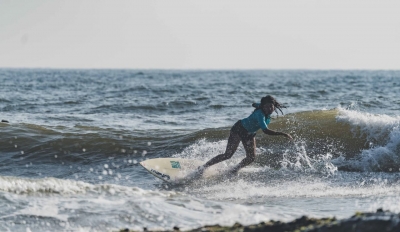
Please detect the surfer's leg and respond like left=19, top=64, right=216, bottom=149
left=202, top=131, right=241, bottom=169
left=231, top=136, right=256, bottom=173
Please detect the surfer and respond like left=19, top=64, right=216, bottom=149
left=197, top=95, right=292, bottom=176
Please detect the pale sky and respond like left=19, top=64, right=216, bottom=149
left=0, top=0, right=399, bottom=69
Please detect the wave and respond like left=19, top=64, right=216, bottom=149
left=173, top=108, right=400, bottom=173
left=1, top=108, right=399, bottom=172
left=2, top=171, right=399, bottom=204
left=0, top=175, right=176, bottom=197
left=334, top=109, right=400, bottom=171
left=260, top=108, right=400, bottom=172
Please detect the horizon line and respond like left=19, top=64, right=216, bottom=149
left=1, top=67, right=400, bottom=72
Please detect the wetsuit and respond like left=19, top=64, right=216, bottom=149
left=199, top=104, right=272, bottom=171
left=231, top=105, right=271, bottom=141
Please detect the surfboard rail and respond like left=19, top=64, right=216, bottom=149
left=140, top=158, right=204, bottom=183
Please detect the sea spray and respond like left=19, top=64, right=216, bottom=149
left=335, top=108, right=400, bottom=171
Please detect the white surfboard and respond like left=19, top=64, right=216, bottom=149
left=140, top=158, right=225, bottom=183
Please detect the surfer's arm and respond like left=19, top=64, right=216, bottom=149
left=262, top=128, right=293, bottom=140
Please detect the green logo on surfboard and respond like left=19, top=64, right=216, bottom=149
left=170, top=161, right=181, bottom=169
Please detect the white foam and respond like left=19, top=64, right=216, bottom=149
left=173, top=138, right=242, bottom=161
left=175, top=137, right=338, bottom=177
left=0, top=176, right=93, bottom=194
left=337, top=108, right=400, bottom=143
left=0, top=175, right=177, bottom=198
left=336, top=108, right=400, bottom=171
left=368, top=196, right=400, bottom=213
left=280, top=142, right=338, bottom=176
left=193, top=171, right=400, bottom=200
left=16, top=199, right=69, bottom=222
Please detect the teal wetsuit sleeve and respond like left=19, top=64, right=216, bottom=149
left=256, top=111, right=269, bottom=130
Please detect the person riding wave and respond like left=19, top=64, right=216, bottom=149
left=196, top=95, right=293, bottom=176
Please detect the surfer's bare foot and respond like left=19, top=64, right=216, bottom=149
left=196, top=166, right=205, bottom=176
left=228, top=166, right=239, bottom=176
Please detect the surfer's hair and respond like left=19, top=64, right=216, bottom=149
left=253, top=95, right=286, bottom=115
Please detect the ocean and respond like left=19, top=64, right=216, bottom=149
left=0, top=69, right=400, bottom=231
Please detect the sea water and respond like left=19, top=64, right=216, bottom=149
left=0, top=69, right=400, bottom=231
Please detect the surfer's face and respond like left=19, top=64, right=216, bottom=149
left=262, top=103, right=274, bottom=115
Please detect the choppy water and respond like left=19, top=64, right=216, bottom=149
left=0, top=69, right=400, bottom=231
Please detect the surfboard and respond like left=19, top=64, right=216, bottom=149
left=140, top=158, right=225, bottom=183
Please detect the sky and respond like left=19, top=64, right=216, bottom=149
left=0, top=0, right=399, bottom=69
